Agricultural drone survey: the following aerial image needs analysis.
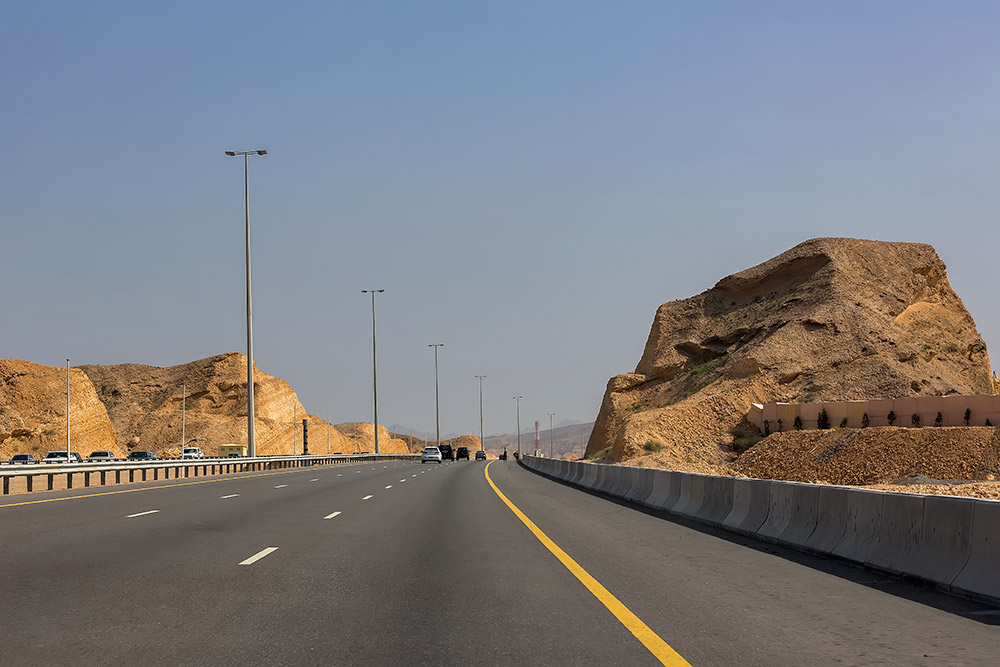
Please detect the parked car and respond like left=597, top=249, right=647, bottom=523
left=475, top=450, right=487, bottom=461
left=456, top=446, right=470, bottom=460
left=42, top=451, right=83, bottom=463
left=126, top=451, right=157, bottom=461
left=180, top=447, right=204, bottom=459
left=438, top=444, right=454, bottom=461
left=10, top=453, right=37, bottom=464
left=421, top=446, right=443, bottom=464
left=86, top=451, right=117, bottom=462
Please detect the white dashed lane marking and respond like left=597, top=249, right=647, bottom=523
left=384, top=485, right=392, bottom=489
left=310, top=478, right=318, bottom=482
left=324, top=511, right=342, bottom=520
left=239, top=547, right=278, bottom=566
left=362, top=495, right=373, bottom=500
left=126, top=510, right=159, bottom=518
left=274, top=484, right=288, bottom=488
left=220, top=494, right=239, bottom=499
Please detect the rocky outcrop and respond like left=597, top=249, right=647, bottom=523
left=587, top=238, right=992, bottom=470
left=0, top=359, right=120, bottom=460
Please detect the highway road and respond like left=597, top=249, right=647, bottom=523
left=1, top=459, right=997, bottom=666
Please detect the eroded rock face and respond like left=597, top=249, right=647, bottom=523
left=587, top=238, right=992, bottom=468
left=0, top=359, right=120, bottom=459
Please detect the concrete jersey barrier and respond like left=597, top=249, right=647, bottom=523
left=520, top=456, right=997, bottom=607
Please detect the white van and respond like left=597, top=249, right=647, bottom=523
left=181, top=447, right=205, bottom=459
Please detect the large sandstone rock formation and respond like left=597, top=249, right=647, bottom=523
left=0, top=359, right=120, bottom=460
left=586, top=238, right=992, bottom=470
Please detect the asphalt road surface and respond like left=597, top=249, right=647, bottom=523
left=1, top=459, right=997, bottom=666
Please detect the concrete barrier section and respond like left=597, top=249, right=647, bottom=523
left=802, top=485, right=850, bottom=554
left=723, top=478, right=772, bottom=536
left=625, top=468, right=657, bottom=506
left=951, top=499, right=1000, bottom=604
left=776, top=483, right=820, bottom=549
left=608, top=465, right=634, bottom=499
left=867, top=492, right=925, bottom=575
left=697, top=475, right=735, bottom=527
left=672, top=473, right=706, bottom=518
left=908, top=494, right=974, bottom=587
left=831, top=489, right=884, bottom=565
left=645, top=469, right=675, bottom=509
left=756, top=482, right=797, bottom=543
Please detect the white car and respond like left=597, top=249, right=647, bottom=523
left=42, top=451, right=83, bottom=464
left=421, top=446, right=442, bottom=464
left=180, top=447, right=205, bottom=459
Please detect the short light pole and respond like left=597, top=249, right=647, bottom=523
left=548, top=413, right=555, bottom=458
left=513, top=396, right=523, bottom=457
left=225, top=148, right=267, bottom=458
left=65, top=359, right=70, bottom=459
left=181, top=384, right=187, bottom=450
left=362, top=289, right=385, bottom=454
left=429, top=344, right=445, bottom=447
left=475, top=375, right=486, bottom=453
left=326, top=412, right=331, bottom=455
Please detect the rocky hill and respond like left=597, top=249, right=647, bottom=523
left=586, top=238, right=992, bottom=470
left=0, top=359, right=121, bottom=460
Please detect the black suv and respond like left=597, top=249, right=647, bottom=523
left=438, top=444, right=454, bottom=461
left=455, top=446, right=470, bottom=460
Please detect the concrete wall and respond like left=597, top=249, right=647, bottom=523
left=748, top=394, right=1000, bottom=432
left=521, top=456, right=1000, bottom=608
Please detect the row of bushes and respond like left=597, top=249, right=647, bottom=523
left=764, top=408, right=993, bottom=434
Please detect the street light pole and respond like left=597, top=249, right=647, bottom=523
left=225, top=148, right=267, bottom=458
left=181, top=384, right=186, bottom=450
left=362, top=290, right=384, bottom=454
left=65, top=359, right=70, bottom=460
left=429, top=344, right=444, bottom=447
left=327, top=412, right=331, bottom=455
left=548, top=412, right=555, bottom=458
left=513, top=396, right=523, bottom=457
left=475, top=375, right=486, bottom=453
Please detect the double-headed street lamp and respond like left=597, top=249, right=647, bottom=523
left=225, top=149, right=267, bottom=457
left=513, top=395, right=523, bottom=457
left=475, top=375, right=486, bottom=453
left=429, top=344, right=444, bottom=447
left=362, top=290, right=385, bottom=454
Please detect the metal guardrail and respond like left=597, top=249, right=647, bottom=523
left=0, top=453, right=420, bottom=495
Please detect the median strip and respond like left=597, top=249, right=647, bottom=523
left=484, top=462, right=691, bottom=667
left=125, top=509, right=159, bottom=518
left=239, top=547, right=278, bottom=566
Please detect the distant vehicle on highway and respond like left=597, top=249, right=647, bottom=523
left=421, top=446, right=443, bottom=464
left=86, top=451, right=117, bottom=462
left=438, top=444, right=454, bottom=461
left=475, top=450, right=487, bottom=461
left=10, top=453, right=37, bottom=464
left=226, top=452, right=243, bottom=458
left=180, top=447, right=204, bottom=459
left=42, top=451, right=83, bottom=463
left=456, top=446, right=470, bottom=460
left=126, top=451, right=157, bottom=461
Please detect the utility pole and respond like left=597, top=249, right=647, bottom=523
left=513, top=396, right=523, bottom=457
left=429, top=344, right=444, bottom=447
left=361, top=289, right=384, bottom=454
left=181, top=384, right=187, bottom=450
left=548, top=412, right=555, bottom=458
left=475, top=376, right=486, bottom=453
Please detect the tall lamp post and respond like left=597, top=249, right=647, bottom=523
left=429, top=344, right=445, bottom=447
left=475, top=375, right=486, bottom=453
left=362, top=289, right=384, bottom=454
left=225, top=148, right=267, bottom=458
left=66, top=359, right=71, bottom=460
left=513, top=395, right=523, bottom=457
left=548, top=412, right=555, bottom=458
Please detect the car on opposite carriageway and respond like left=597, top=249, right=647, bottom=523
left=10, top=453, right=38, bottom=464
left=86, top=451, right=118, bottom=462
left=126, top=451, right=157, bottom=461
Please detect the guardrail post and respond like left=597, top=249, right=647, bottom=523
left=84, top=471, right=90, bottom=488
left=28, top=475, right=33, bottom=492
left=66, top=473, right=73, bottom=489
left=129, top=470, right=134, bottom=483
left=48, top=474, right=54, bottom=491
left=101, top=470, right=106, bottom=486
left=3, top=477, right=8, bottom=495
left=116, top=470, right=121, bottom=484
left=153, top=468, right=159, bottom=481
left=142, top=469, right=147, bottom=482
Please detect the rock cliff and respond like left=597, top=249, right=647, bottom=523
left=586, top=238, right=992, bottom=470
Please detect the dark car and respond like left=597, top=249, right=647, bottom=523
left=475, top=450, right=487, bottom=461
left=438, top=444, right=454, bottom=461
left=10, top=453, right=37, bottom=464
left=126, top=451, right=157, bottom=461
left=455, top=446, right=470, bottom=460
left=226, top=452, right=243, bottom=458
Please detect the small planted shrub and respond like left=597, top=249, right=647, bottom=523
left=887, top=411, right=896, bottom=426
left=987, top=419, right=994, bottom=427
left=776, top=419, right=783, bottom=432
left=794, top=416, right=803, bottom=430
left=911, top=413, right=920, bottom=427
left=643, top=441, right=664, bottom=453
left=964, top=408, right=971, bottom=426
left=862, top=412, right=870, bottom=428
left=817, top=409, right=831, bottom=429
left=935, top=412, right=943, bottom=427
left=840, top=418, right=848, bottom=428
left=763, top=420, right=770, bottom=436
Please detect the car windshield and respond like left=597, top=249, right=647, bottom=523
left=46, top=452, right=66, bottom=457
left=422, top=448, right=439, bottom=453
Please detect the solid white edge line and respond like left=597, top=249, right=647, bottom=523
left=239, top=547, right=278, bottom=565
left=323, top=511, right=341, bottom=520
left=362, top=495, right=373, bottom=500
left=125, top=509, right=159, bottom=518
left=220, top=494, right=240, bottom=499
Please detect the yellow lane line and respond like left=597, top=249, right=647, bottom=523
left=0, top=465, right=348, bottom=509
left=484, top=461, right=691, bottom=667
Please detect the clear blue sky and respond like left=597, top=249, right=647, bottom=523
left=2, top=1, right=997, bottom=438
